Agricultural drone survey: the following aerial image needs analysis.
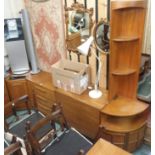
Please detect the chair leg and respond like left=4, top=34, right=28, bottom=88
left=25, top=121, right=31, bottom=131
left=78, top=149, right=85, bottom=155
left=23, top=135, right=32, bottom=155
left=11, top=103, right=19, bottom=121
left=95, top=125, right=106, bottom=142
left=25, top=100, right=31, bottom=114
left=4, top=120, right=9, bottom=132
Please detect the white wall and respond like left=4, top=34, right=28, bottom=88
left=4, top=0, right=25, bottom=18
left=142, top=0, right=151, bottom=55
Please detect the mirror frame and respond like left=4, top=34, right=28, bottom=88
left=93, top=19, right=110, bottom=54
left=32, top=0, right=50, bottom=2
left=65, top=2, right=94, bottom=39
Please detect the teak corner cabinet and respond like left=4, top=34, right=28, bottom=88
left=4, top=0, right=150, bottom=153
left=99, top=0, right=150, bottom=152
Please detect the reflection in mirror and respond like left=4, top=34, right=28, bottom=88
left=68, top=10, right=90, bottom=42
left=65, top=2, right=93, bottom=48
left=93, top=19, right=110, bottom=53
left=65, top=2, right=94, bottom=62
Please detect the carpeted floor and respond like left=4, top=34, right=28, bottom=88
left=133, top=144, right=151, bottom=155
left=5, top=110, right=151, bottom=155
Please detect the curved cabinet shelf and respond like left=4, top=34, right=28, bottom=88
left=111, top=69, right=136, bottom=76
left=112, top=0, right=146, bottom=10
left=102, top=96, right=149, bottom=117
left=112, top=36, right=139, bottom=42
left=101, top=115, right=147, bottom=133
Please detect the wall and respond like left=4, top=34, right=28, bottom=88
left=64, top=0, right=108, bottom=88
left=24, top=0, right=66, bottom=71
left=142, top=0, right=151, bottom=55
left=4, top=0, right=24, bottom=18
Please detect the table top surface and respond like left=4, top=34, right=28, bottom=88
left=87, top=138, right=132, bottom=155
left=26, top=71, right=108, bottom=110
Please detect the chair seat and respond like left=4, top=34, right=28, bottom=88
left=44, top=128, right=92, bottom=155
left=9, top=112, right=45, bottom=138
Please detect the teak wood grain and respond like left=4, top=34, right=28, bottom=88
left=87, top=138, right=132, bottom=155
left=5, top=77, right=29, bottom=110
left=102, top=96, right=149, bottom=117
left=26, top=72, right=56, bottom=115
left=109, top=0, right=146, bottom=100
left=4, top=79, right=10, bottom=104
left=26, top=71, right=107, bottom=139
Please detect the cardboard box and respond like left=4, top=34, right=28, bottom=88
left=51, top=59, right=90, bottom=94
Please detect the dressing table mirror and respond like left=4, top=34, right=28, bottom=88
left=93, top=19, right=110, bottom=54
left=65, top=2, right=94, bottom=61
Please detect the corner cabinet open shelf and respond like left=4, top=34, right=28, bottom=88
left=99, top=0, right=149, bottom=153
left=112, top=36, right=139, bottom=42
left=109, top=0, right=147, bottom=100
left=111, top=68, right=136, bottom=76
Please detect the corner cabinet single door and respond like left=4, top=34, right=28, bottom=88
left=4, top=80, right=10, bottom=104
left=5, top=78, right=28, bottom=109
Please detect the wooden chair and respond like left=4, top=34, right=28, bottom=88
left=4, top=95, right=46, bottom=139
left=4, top=95, right=31, bottom=131
left=4, top=134, right=32, bottom=155
left=4, top=141, right=23, bottom=155
left=26, top=104, right=92, bottom=155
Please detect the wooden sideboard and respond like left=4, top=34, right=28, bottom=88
left=26, top=71, right=108, bottom=139
left=4, top=71, right=149, bottom=152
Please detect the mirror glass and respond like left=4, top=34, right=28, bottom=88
left=65, top=2, right=93, bottom=51
left=68, top=11, right=90, bottom=41
left=93, top=20, right=110, bottom=53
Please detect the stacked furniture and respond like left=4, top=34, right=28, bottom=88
left=4, top=0, right=150, bottom=153
left=99, top=0, right=150, bottom=152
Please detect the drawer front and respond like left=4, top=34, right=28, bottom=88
left=34, top=85, right=56, bottom=101
left=27, top=81, right=35, bottom=107
left=33, top=84, right=56, bottom=114
left=35, top=95, right=54, bottom=108
left=37, top=102, right=52, bottom=116
left=56, top=92, right=100, bottom=139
